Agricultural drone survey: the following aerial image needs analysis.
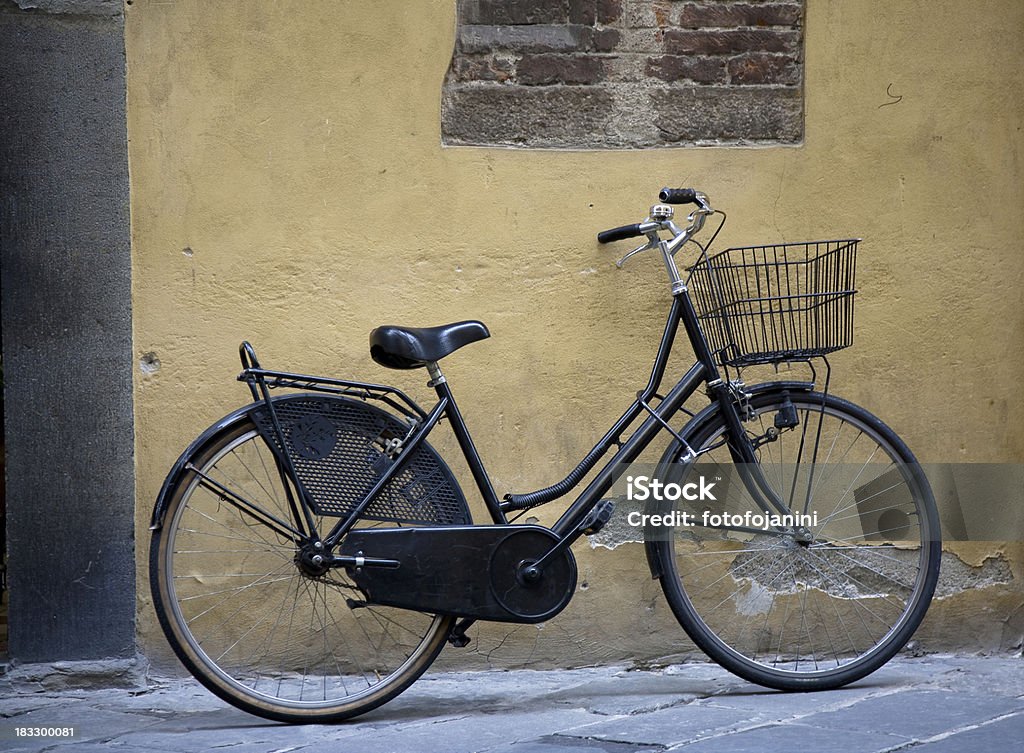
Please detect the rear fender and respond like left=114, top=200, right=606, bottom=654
left=148, top=402, right=261, bottom=531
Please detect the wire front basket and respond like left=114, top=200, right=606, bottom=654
left=688, top=239, right=859, bottom=368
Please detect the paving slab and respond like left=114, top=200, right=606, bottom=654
left=556, top=703, right=758, bottom=747
left=909, top=711, right=1024, bottom=752
left=651, top=721, right=907, bottom=753
left=798, top=688, right=1024, bottom=739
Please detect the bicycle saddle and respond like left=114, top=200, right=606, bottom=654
left=370, top=320, right=490, bottom=369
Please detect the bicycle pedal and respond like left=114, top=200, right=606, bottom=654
left=581, top=499, right=615, bottom=536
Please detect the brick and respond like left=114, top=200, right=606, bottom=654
left=677, top=3, right=803, bottom=30
left=597, top=0, right=623, bottom=24
left=458, top=0, right=478, bottom=24
left=461, top=0, right=569, bottom=25
left=459, top=25, right=589, bottom=54
left=452, top=54, right=516, bottom=83
left=728, top=52, right=800, bottom=85
left=442, top=84, right=617, bottom=147
left=646, top=55, right=726, bottom=84
left=591, top=27, right=622, bottom=51
left=568, top=26, right=622, bottom=52
left=517, top=53, right=607, bottom=85
left=569, top=0, right=596, bottom=25
left=570, top=0, right=623, bottom=25
left=663, top=28, right=801, bottom=56
left=651, top=85, right=803, bottom=143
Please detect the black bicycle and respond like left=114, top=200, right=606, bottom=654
left=149, top=188, right=941, bottom=723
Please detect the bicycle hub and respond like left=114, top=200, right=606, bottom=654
left=295, top=542, right=332, bottom=577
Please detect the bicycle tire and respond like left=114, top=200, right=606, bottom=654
left=648, top=389, right=940, bottom=691
left=150, top=405, right=465, bottom=722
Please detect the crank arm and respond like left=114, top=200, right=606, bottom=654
left=527, top=500, right=615, bottom=577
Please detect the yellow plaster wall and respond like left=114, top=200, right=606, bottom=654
left=127, top=0, right=1024, bottom=667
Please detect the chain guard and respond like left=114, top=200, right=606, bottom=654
left=340, top=525, right=577, bottom=624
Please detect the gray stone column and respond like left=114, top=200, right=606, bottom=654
left=0, top=0, right=135, bottom=662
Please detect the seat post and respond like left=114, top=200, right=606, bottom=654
left=425, top=361, right=446, bottom=387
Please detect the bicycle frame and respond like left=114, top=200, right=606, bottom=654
left=237, top=288, right=774, bottom=552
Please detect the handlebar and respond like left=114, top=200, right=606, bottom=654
left=597, top=188, right=711, bottom=242
left=658, top=187, right=699, bottom=205
left=595, top=187, right=717, bottom=288
left=596, top=223, right=644, bottom=244
left=597, top=187, right=713, bottom=248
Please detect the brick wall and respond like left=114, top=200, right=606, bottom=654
left=442, top=0, right=805, bottom=148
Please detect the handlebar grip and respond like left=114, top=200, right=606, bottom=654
left=597, top=223, right=643, bottom=244
left=659, top=187, right=698, bottom=205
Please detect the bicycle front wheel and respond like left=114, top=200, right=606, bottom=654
left=150, top=416, right=457, bottom=723
left=650, top=389, right=940, bottom=690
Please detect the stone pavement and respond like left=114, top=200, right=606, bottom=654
left=0, top=655, right=1022, bottom=752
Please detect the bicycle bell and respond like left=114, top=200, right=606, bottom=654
left=649, top=203, right=674, bottom=221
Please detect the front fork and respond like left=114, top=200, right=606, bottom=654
left=711, top=381, right=814, bottom=542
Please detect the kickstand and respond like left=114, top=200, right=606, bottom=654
left=448, top=618, right=475, bottom=647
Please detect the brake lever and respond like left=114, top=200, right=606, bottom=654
left=614, top=217, right=665, bottom=268
left=615, top=240, right=654, bottom=268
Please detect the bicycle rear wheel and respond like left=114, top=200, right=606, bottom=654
left=649, top=389, right=940, bottom=690
left=150, top=409, right=464, bottom=722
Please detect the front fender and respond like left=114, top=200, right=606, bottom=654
left=643, top=380, right=814, bottom=580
